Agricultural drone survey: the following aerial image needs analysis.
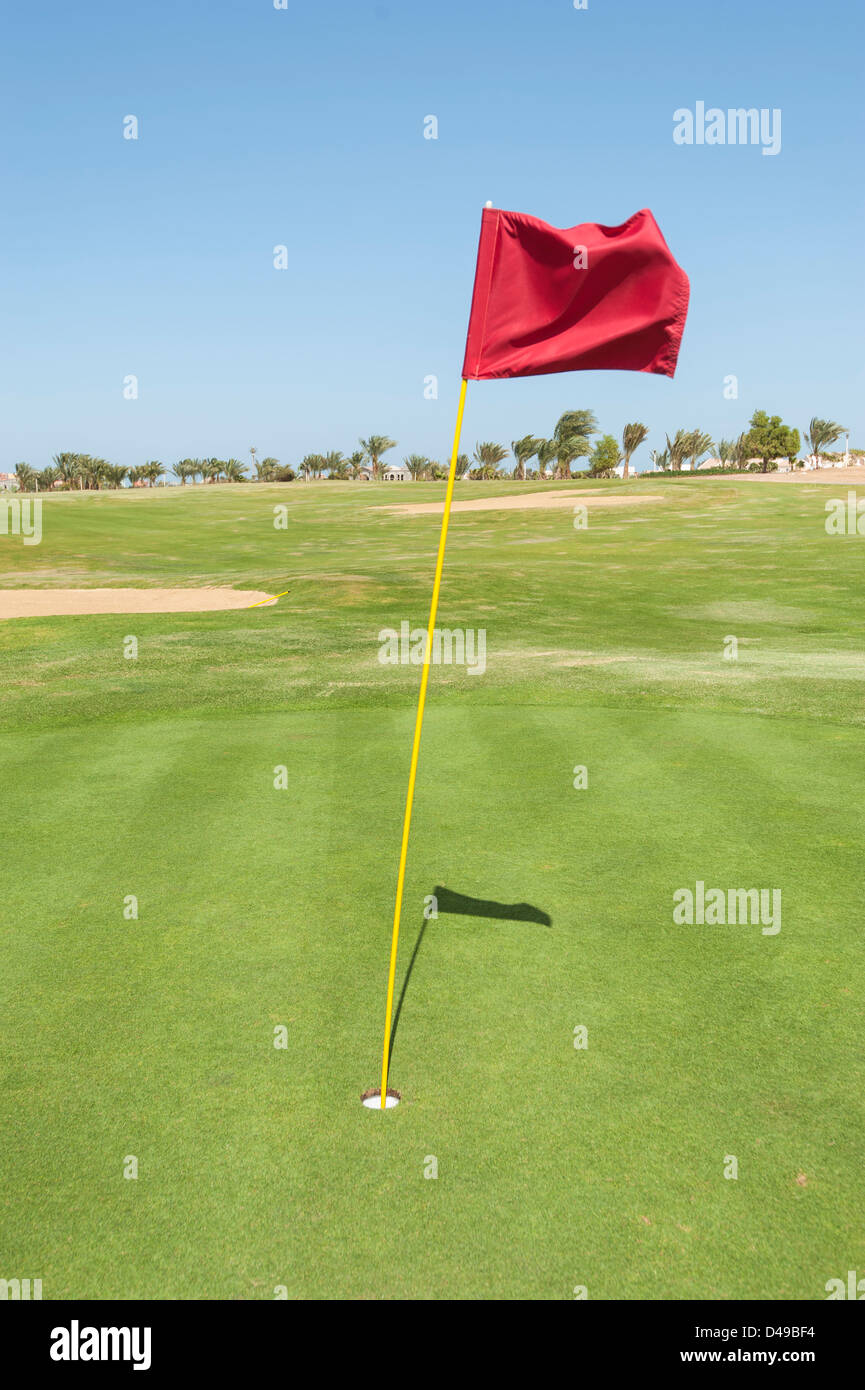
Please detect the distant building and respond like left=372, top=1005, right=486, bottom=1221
left=357, top=463, right=413, bottom=481
left=0, top=472, right=18, bottom=490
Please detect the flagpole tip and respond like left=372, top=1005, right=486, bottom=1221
left=484, top=201, right=493, bottom=208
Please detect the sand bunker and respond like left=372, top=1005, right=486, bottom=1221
left=0, top=588, right=275, bottom=621
left=383, top=471, right=865, bottom=516
left=697, top=467, right=865, bottom=484
left=381, top=489, right=667, bottom=516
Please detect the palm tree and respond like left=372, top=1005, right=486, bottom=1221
left=201, top=458, right=223, bottom=484
left=359, top=435, right=397, bottom=481
left=723, top=434, right=749, bottom=471
left=715, top=438, right=746, bottom=472
left=172, top=460, right=191, bottom=485
left=299, top=454, right=326, bottom=481
left=684, top=431, right=714, bottom=472
left=535, top=438, right=559, bottom=479
left=621, top=422, right=649, bottom=480
left=38, top=465, right=60, bottom=490
left=665, top=429, right=690, bottom=472
left=511, top=435, right=540, bottom=480
left=323, top=451, right=345, bottom=478
left=554, top=434, right=591, bottom=479
left=734, top=433, right=751, bottom=470
left=552, top=409, right=597, bottom=478
left=74, top=454, right=94, bottom=489
left=556, top=409, right=598, bottom=439
left=804, top=417, right=845, bottom=467
left=77, top=455, right=101, bottom=489
left=144, top=460, right=166, bottom=487
left=256, top=457, right=279, bottom=481
left=103, top=464, right=128, bottom=488
left=52, top=452, right=81, bottom=490
left=404, top=454, right=429, bottom=481
left=471, top=442, right=508, bottom=479
left=14, top=462, right=37, bottom=492
left=223, top=458, right=247, bottom=483
left=346, top=450, right=365, bottom=480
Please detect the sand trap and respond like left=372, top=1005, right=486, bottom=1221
left=381, top=490, right=667, bottom=516
left=689, top=467, right=865, bottom=484
left=0, top=588, right=276, bottom=621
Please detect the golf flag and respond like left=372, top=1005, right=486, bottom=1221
left=375, top=205, right=690, bottom=1110
left=462, top=207, right=689, bottom=381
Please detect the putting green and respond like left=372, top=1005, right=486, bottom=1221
left=1, top=478, right=863, bottom=1299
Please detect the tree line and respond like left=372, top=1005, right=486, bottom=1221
left=10, top=413, right=851, bottom=492
left=11, top=452, right=272, bottom=492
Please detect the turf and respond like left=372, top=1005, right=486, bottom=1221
left=1, top=477, right=863, bottom=1299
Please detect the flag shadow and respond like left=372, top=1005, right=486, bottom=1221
left=388, top=887, right=552, bottom=1057
left=433, top=886, right=552, bottom=927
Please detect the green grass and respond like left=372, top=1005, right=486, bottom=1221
left=1, top=478, right=863, bottom=1299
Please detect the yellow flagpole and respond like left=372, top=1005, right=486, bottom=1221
left=378, top=376, right=469, bottom=1107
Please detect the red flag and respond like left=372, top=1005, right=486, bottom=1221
left=462, top=207, right=689, bottom=381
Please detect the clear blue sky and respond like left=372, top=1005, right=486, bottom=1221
left=2, top=0, right=862, bottom=474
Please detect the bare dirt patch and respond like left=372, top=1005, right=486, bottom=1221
left=0, top=588, right=275, bottom=621
left=380, top=490, right=667, bottom=516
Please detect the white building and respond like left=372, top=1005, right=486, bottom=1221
left=358, top=462, right=413, bottom=481
left=382, top=462, right=412, bottom=482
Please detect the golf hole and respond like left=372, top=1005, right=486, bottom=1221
left=361, top=1087, right=401, bottom=1110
